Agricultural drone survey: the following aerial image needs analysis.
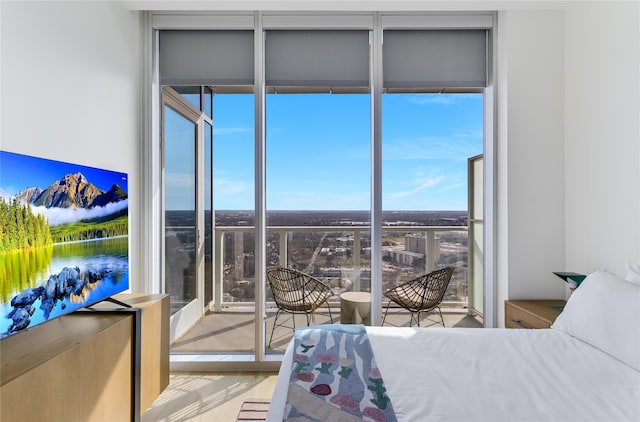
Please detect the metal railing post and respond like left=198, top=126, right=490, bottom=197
left=214, top=230, right=224, bottom=312
left=352, top=229, right=361, bottom=292
left=279, top=229, right=287, bottom=267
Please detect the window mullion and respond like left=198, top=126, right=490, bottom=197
left=254, top=11, right=267, bottom=362
left=370, top=13, right=383, bottom=326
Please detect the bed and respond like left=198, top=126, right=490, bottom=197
left=266, top=269, right=640, bottom=421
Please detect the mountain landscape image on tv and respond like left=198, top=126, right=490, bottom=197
left=0, top=151, right=129, bottom=338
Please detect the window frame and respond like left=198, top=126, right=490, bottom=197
left=146, top=11, right=496, bottom=370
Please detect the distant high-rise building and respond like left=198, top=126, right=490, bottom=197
left=405, top=234, right=426, bottom=254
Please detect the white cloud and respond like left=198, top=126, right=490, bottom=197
left=435, top=180, right=466, bottom=194
left=214, top=177, right=252, bottom=195
left=389, top=176, right=445, bottom=199
left=32, top=199, right=128, bottom=227
left=383, top=135, right=482, bottom=161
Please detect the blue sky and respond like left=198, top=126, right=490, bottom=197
left=166, top=92, right=483, bottom=211
left=0, top=151, right=129, bottom=226
left=0, top=151, right=128, bottom=198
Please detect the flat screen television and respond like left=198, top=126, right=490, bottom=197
left=0, top=151, right=129, bottom=338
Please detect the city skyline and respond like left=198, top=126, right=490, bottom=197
left=166, top=209, right=469, bottom=230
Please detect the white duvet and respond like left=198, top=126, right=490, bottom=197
left=267, top=326, right=640, bottom=422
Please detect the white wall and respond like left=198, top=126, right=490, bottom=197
left=0, top=1, right=143, bottom=289
left=495, top=2, right=640, bottom=326
left=495, top=9, right=567, bottom=326
left=564, top=1, right=640, bottom=278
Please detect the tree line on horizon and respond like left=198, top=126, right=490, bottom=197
left=50, top=216, right=128, bottom=243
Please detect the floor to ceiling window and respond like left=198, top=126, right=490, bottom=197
left=210, top=92, right=256, bottom=354
left=265, top=92, right=371, bottom=352
left=378, top=28, right=488, bottom=326
left=381, top=93, right=484, bottom=324
left=162, top=90, right=258, bottom=354
left=153, top=13, right=493, bottom=365
left=263, top=29, right=371, bottom=352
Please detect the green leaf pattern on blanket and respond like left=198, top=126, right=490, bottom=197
left=368, top=377, right=391, bottom=410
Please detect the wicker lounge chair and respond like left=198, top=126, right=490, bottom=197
left=266, top=266, right=334, bottom=348
left=382, top=266, right=455, bottom=327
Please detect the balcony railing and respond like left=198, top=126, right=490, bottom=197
left=211, top=225, right=469, bottom=312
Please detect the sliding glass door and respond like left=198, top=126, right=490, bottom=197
left=162, top=86, right=211, bottom=341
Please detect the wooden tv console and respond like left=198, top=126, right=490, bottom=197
left=1, top=293, right=169, bottom=422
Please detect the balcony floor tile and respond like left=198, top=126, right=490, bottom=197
left=171, top=308, right=482, bottom=354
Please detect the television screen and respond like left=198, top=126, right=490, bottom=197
left=0, top=151, right=129, bottom=338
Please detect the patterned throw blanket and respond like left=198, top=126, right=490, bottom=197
left=284, top=324, right=397, bottom=422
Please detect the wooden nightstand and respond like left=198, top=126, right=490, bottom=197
left=505, top=300, right=567, bottom=329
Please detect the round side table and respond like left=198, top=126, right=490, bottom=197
left=339, top=291, right=372, bottom=325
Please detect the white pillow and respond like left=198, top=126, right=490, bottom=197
left=625, top=261, right=640, bottom=286
left=551, top=270, right=640, bottom=371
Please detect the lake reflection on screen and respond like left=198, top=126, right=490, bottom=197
left=1, top=237, right=129, bottom=337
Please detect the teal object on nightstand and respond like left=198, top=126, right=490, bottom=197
left=553, top=272, right=587, bottom=287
